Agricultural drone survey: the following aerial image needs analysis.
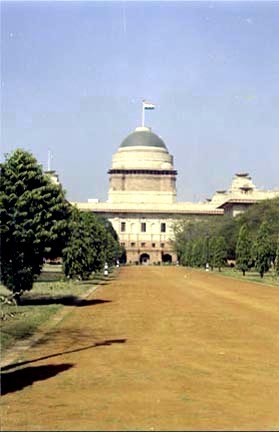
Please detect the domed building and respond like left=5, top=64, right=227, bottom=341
left=74, top=123, right=279, bottom=264
left=76, top=125, right=223, bottom=264
left=108, top=126, right=177, bottom=205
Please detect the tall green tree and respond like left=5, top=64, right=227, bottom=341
left=252, top=221, right=272, bottom=278
left=236, top=224, right=252, bottom=276
left=238, top=198, right=279, bottom=259
left=173, top=198, right=279, bottom=265
left=191, top=238, right=203, bottom=267
left=274, top=236, right=279, bottom=277
left=63, top=210, right=122, bottom=280
left=95, top=216, right=122, bottom=266
left=208, top=237, right=217, bottom=270
left=213, top=236, right=227, bottom=271
left=62, top=208, right=92, bottom=280
left=201, top=236, right=210, bottom=268
left=173, top=215, right=237, bottom=263
left=0, top=149, right=70, bottom=300
left=185, top=241, right=193, bottom=267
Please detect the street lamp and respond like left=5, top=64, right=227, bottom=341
left=206, top=233, right=209, bottom=271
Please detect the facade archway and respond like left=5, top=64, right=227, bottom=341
left=140, top=253, right=150, bottom=265
left=119, top=249, right=127, bottom=264
left=162, top=253, right=172, bottom=264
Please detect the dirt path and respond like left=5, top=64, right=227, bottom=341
left=1, top=266, right=279, bottom=431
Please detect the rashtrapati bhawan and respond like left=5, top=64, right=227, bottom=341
left=48, top=125, right=279, bottom=265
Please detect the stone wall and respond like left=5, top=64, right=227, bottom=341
left=109, top=172, right=176, bottom=192
left=108, top=213, right=177, bottom=264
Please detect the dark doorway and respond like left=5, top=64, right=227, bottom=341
left=140, top=253, right=150, bottom=265
left=162, top=253, right=172, bottom=264
left=119, top=249, right=127, bottom=264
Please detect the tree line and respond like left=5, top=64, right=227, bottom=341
left=0, top=149, right=123, bottom=302
left=174, top=198, right=279, bottom=277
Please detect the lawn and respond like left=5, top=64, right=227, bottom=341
left=212, top=266, right=279, bottom=287
left=0, top=264, right=111, bottom=352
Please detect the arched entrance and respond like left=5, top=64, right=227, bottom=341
left=119, top=249, right=127, bottom=264
left=140, top=253, right=150, bottom=265
left=162, top=253, right=172, bottom=264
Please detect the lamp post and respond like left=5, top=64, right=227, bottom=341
left=206, top=233, right=209, bottom=271
left=104, top=262, right=108, bottom=277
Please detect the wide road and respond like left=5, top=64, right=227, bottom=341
left=1, top=266, right=279, bottom=430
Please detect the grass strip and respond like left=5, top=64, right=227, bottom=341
left=0, top=265, right=114, bottom=353
left=211, top=268, right=279, bottom=287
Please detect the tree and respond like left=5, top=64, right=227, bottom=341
left=62, top=210, right=122, bottom=280
left=201, top=236, right=210, bottom=269
left=191, top=238, right=203, bottom=267
left=208, top=237, right=217, bottom=270
left=62, top=208, right=92, bottom=280
left=173, top=198, right=279, bottom=266
left=185, top=241, right=193, bottom=267
left=0, top=149, right=70, bottom=300
left=216, top=215, right=238, bottom=260
left=95, top=216, right=122, bottom=266
left=236, top=224, right=252, bottom=276
left=173, top=215, right=238, bottom=263
left=274, top=236, right=279, bottom=277
left=238, top=198, right=279, bottom=259
left=252, top=221, right=272, bottom=278
left=213, top=236, right=227, bottom=271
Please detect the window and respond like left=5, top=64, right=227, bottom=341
left=141, top=222, right=146, bottom=232
left=120, top=242, right=125, bottom=247
left=152, top=243, right=156, bottom=248
left=161, top=223, right=166, bottom=233
left=121, top=222, right=126, bottom=232
left=161, top=243, right=165, bottom=248
left=141, top=242, right=146, bottom=247
left=130, top=242, right=135, bottom=247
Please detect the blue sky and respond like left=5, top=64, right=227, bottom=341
left=2, top=1, right=279, bottom=202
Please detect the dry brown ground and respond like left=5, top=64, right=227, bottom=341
left=1, top=266, right=279, bottom=431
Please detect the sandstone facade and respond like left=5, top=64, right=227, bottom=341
left=73, top=126, right=279, bottom=264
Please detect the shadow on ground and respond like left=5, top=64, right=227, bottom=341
left=2, top=339, right=127, bottom=373
left=19, top=297, right=112, bottom=307
left=1, top=363, right=74, bottom=395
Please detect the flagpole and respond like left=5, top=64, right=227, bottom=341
left=142, top=100, right=145, bottom=127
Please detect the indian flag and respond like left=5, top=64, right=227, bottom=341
left=143, top=101, right=155, bottom=110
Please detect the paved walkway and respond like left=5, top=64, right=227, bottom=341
left=1, top=266, right=279, bottom=431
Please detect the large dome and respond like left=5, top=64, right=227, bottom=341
left=120, top=127, right=167, bottom=149
left=108, top=125, right=176, bottom=205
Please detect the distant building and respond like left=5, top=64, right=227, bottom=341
left=209, top=173, right=279, bottom=217
left=72, top=125, right=277, bottom=265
